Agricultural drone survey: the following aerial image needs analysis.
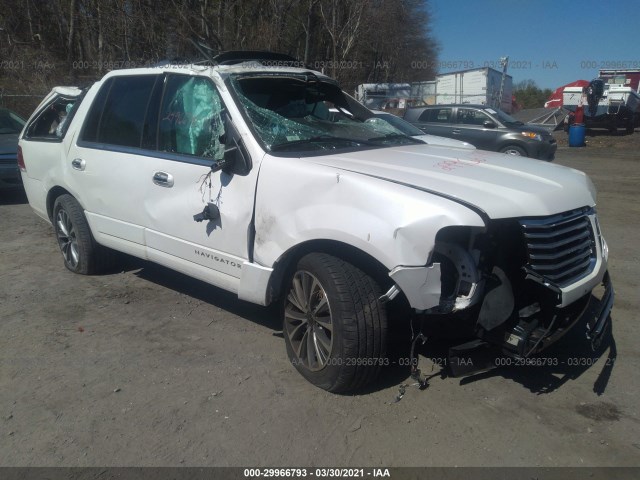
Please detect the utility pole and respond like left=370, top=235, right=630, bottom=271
left=497, top=56, right=509, bottom=110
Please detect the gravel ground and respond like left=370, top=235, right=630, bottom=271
left=1, top=140, right=639, bottom=468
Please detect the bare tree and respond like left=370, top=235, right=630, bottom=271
left=318, top=0, right=366, bottom=77
left=0, top=0, right=438, bottom=111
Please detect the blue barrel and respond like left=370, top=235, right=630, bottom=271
left=569, top=124, right=586, bottom=147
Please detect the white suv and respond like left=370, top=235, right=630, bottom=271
left=18, top=53, right=613, bottom=392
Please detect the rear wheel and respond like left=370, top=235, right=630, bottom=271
left=283, top=253, right=387, bottom=393
left=499, top=145, right=527, bottom=156
left=53, top=194, right=114, bottom=274
left=626, top=121, right=635, bottom=134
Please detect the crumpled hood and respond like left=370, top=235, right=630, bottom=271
left=307, top=145, right=595, bottom=219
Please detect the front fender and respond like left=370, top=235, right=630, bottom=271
left=253, top=154, right=485, bottom=270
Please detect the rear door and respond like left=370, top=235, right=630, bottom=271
left=411, top=107, right=454, bottom=138
left=70, top=74, right=161, bottom=258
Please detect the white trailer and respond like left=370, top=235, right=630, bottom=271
left=435, top=67, right=513, bottom=112
left=354, top=83, right=411, bottom=109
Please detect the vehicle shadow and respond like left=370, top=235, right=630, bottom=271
left=127, top=258, right=282, bottom=331
left=103, top=257, right=617, bottom=396
left=106, top=256, right=422, bottom=393
left=380, top=292, right=617, bottom=396
left=0, top=187, right=27, bottom=205
left=454, top=316, right=616, bottom=396
left=586, top=128, right=634, bottom=137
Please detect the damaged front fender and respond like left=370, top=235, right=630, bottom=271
left=390, top=239, right=485, bottom=312
left=253, top=155, right=486, bottom=271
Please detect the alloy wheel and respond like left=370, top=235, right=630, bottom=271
left=284, top=270, right=334, bottom=372
left=56, top=208, right=79, bottom=268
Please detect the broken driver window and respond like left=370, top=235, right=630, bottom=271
left=159, top=75, right=226, bottom=160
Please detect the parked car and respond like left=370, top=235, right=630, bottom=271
left=404, top=104, right=557, bottom=160
left=19, top=53, right=612, bottom=392
left=368, top=110, right=474, bottom=149
left=328, top=106, right=474, bottom=149
left=0, top=107, right=26, bottom=189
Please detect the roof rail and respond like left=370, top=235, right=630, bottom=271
left=212, top=51, right=298, bottom=66
left=149, top=49, right=300, bottom=68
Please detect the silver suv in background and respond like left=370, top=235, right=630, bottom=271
left=368, top=110, right=474, bottom=149
left=404, top=104, right=557, bottom=160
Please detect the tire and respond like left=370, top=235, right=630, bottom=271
left=499, top=145, right=527, bottom=156
left=626, top=122, right=634, bottom=134
left=53, top=194, right=114, bottom=274
left=283, top=253, right=387, bottom=393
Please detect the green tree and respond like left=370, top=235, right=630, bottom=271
left=514, top=79, right=553, bottom=109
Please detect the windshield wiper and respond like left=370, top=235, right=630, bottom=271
left=367, top=134, right=422, bottom=144
left=270, top=136, right=371, bottom=151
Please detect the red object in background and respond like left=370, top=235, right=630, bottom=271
left=511, top=95, right=522, bottom=113
left=545, top=80, right=589, bottom=108
left=574, top=105, right=584, bottom=124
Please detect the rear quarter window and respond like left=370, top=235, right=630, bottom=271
left=24, top=96, right=80, bottom=141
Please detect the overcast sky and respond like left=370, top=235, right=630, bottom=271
left=428, top=0, right=637, bottom=89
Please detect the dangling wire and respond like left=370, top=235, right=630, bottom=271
left=198, top=171, right=213, bottom=203
left=213, top=183, right=223, bottom=207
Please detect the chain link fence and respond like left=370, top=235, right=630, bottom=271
left=0, top=92, right=48, bottom=118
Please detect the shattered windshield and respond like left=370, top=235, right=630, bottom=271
left=228, top=73, right=421, bottom=153
left=371, top=113, right=425, bottom=137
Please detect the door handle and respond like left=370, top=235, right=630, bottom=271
left=452, top=129, right=461, bottom=134
left=71, top=158, right=86, bottom=171
left=152, top=171, right=174, bottom=188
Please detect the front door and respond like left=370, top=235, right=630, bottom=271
left=142, top=74, right=258, bottom=283
left=453, top=107, right=500, bottom=150
left=70, top=73, right=259, bottom=287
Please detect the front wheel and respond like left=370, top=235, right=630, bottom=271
left=499, top=145, right=527, bottom=156
left=283, top=253, right=387, bottom=393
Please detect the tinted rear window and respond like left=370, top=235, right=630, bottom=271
left=81, top=79, right=112, bottom=142
left=81, top=75, right=158, bottom=148
left=418, top=108, right=452, bottom=123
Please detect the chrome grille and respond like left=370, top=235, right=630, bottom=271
left=519, top=208, right=596, bottom=287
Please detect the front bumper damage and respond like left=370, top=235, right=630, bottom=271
left=446, top=273, right=614, bottom=377
left=495, top=271, right=613, bottom=358
left=585, top=271, right=614, bottom=351
left=388, top=208, right=614, bottom=377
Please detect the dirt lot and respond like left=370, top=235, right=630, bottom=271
left=1, top=138, right=639, bottom=468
